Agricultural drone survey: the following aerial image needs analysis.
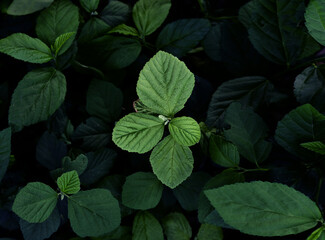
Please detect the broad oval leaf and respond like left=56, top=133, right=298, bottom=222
left=205, top=181, right=322, bottom=236
left=57, top=170, right=80, bottom=195
left=150, top=135, right=194, bottom=188
left=0, top=128, right=11, bottom=183
left=136, top=51, right=195, bottom=117
left=305, top=0, right=325, bottom=46
left=9, top=68, right=67, bottom=132
left=112, top=113, right=165, bottom=153
left=132, top=0, right=171, bottom=36
left=12, top=182, right=58, bottom=223
left=68, top=189, right=121, bottom=237
left=132, top=211, right=164, bottom=240
left=79, top=0, right=99, bottom=13
left=7, top=0, right=53, bottom=15
left=100, top=0, right=130, bottom=27
left=156, top=18, right=210, bottom=58
left=122, top=172, right=163, bottom=210
left=0, top=33, right=52, bottom=64
left=168, top=117, right=201, bottom=146
left=162, top=212, right=192, bottom=240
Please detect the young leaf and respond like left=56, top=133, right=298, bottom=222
left=86, top=79, right=123, bottom=122
left=79, top=0, right=99, bottom=13
left=9, top=68, right=66, bottom=131
left=100, top=0, right=130, bottom=27
left=57, top=170, right=80, bottom=195
left=7, top=0, right=53, bottom=15
left=0, top=33, right=52, bottom=64
left=209, top=134, right=240, bottom=168
left=68, top=189, right=121, bottom=237
left=109, top=24, right=139, bottom=37
left=136, top=51, right=195, bottom=117
left=0, top=128, right=11, bottom=183
left=156, top=18, right=210, bottom=57
left=150, top=135, right=194, bottom=189
left=132, top=211, right=164, bottom=240
left=305, top=0, right=325, bottom=46
left=122, top=172, right=163, bottom=210
left=12, top=182, right=58, bottom=223
left=162, top=212, right=192, bottom=240
left=53, top=32, right=76, bottom=56
left=224, top=102, right=272, bottom=165
left=168, top=117, right=201, bottom=146
left=132, top=0, right=171, bottom=37
left=112, top=113, right=165, bottom=153
left=36, top=0, right=79, bottom=46
left=301, top=141, right=325, bottom=155
left=196, top=224, right=223, bottom=240
left=51, top=154, right=88, bottom=179
left=205, top=181, right=322, bottom=236
left=307, top=226, right=325, bottom=240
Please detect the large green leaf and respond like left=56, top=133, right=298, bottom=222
left=6, top=0, right=53, bottom=15
left=112, top=113, right=165, bottom=153
left=132, top=0, right=171, bottom=37
left=168, top=117, right=201, bottom=147
left=0, top=128, right=11, bottom=183
left=224, top=102, right=272, bottom=165
left=205, top=181, right=322, bottom=236
left=301, top=141, right=325, bottom=155
left=12, top=182, right=58, bottom=223
left=68, top=189, right=121, bottom=237
left=206, top=76, right=273, bottom=127
left=0, top=33, right=52, bottom=64
left=275, top=104, right=325, bottom=160
left=162, top=212, right=192, bottom=240
left=132, top=211, right=164, bottom=240
left=156, top=18, right=210, bottom=57
left=100, top=0, right=130, bottom=27
left=9, top=68, right=66, bottom=131
left=86, top=79, right=123, bottom=122
left=305, top=0, right=325, bottom=46
left=196, top=224, right=223, bottom=240
left=57, top=170, right=80, bottom=195
left=122, top=172, right=163, bottom=210
left=136, top=51, right=195, bottom=117
left=150, top=135, right=194, bottom=188
left=239, top=0, right=320, bottom=66
left=36, top=0, right=79, bottom=46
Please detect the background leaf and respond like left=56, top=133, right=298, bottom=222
left=305, top=0, right=325, bottom=46
left=79, top=0, right=99, bottom=13
left=101, top=0, right=130, bottom=27
left=301, top=141, right=325, bottom=155
left=7, top=0, right=53, bottom=15
left=0, top=128, right=11, bottom=183
left=162, top=212, right=192, bottom=240
left=109, top=24, right=139, bottom=37
left=196, top=223, right=223, bottom=240
left=132, top=211, right=164, bottom=240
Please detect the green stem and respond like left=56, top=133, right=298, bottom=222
left=316, top=177, right=323, bottom=210
left=237, top=167, right=269, bottom=174
left=72, top=60, right=105, bottom=80
left=207, top=15, right=238, bottom=21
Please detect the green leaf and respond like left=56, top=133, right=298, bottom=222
left=86, top=79, right=123, bottom=122
left=133, top=0, right=171, bottom=36
left=12, top=182, right=58, bottom=223
left=150, top=135, right=194, bottom=188
left=205, top=181, right=322, bottom=236
left=156, top=18, right=210, bottom=58
left=137, top=51, right=195, bottom=117
left=68, top=189, right=121, bottom=237
left=36, top=0, right=79, bottom=46
left=122, top=172, right=163, bottom=210
left=307, top=227, right=325, bottom=240
left=168, top=117, right=201, bottom=146
left=112, top=113, right=165, bottom=153
left=132, top=211, right=164, bottom=240
left=9, top=68, right=66, bottom=132
left=78, top=18, right=110, bottom=45
left=239, top=0, right=320, bottom=66
left=305, top=0, right=325, bottom=46
left=7, top=0, right=53, bottom=15
left=162, top=212, right=192, bottom=240
left=209, top=134, right=239, bottom=168
left=57, top=170, right=80, bottom=195
left=108, top=24, right=139, bottom=37
left=196, top=224, right=223, bottom=240
left=51, top=154, right=88, bottom=179
left=79, top=0, right=99, bottom=13
left=100, top=0, right=130, bottom=27
left=0, top=128, right=11, bottom=183
left=53, top=32, right=76, bottom=56
left=224, top=102, right=272, bottom=165
left=0, top=33, right=52, bottom=64
left=301, top=141, right=325, bottom=155
left=275, top=104, right=325, bottom=160
left=206, top=76, right=273, bottom=127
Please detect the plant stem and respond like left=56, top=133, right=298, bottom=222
left=207, top=15, right=238, bottom=21
left=237, top=167, right=269, bottom=174
left=316, top=177, right=323, bottom=210
left=72, top=60, right=105, bottom=80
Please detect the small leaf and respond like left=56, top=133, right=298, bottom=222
left=162, top=212, right=192, bottom=240
left=7, top=0, right=53, bottom=15
left=0, top=33, right=52, bottom=64
left=196, top=224, right=223, bottom=240
left=168, top=117, right=201, bottom=146
left=205, top=181, right=322, bottom=236
left=150, top=135, right=194, bottom=188
left=53, top=32, right=76, bottom=56
left=78, top=18, right=110, bottom=45
left=12, top=182, right=58, bottom=223
left=122, top=172, right=163, bottom=210
left=0, top=128, right=11, bottom=183
left=79, top=0, right=99, bottom=13
left=307, top=226, right=325, bottom=240
left=137, top=51, right=195, bottom=117
left=108, top=24, right=139, bottom=37
left=132, top=0, right=171, bottom=36
left=57, top=170, right=80, bottom=195
left=112, top=113, right=165, bottom=153
left=100, top=0, right=130, bottom=27
left=68, top=189, right=121, bottom=237
left=305, top=0, right=325, bottom=46
left=132, top=211, right=164, bottom=240
left=62, top=154, right=88, bottom=176
left=301, top=141, right=325, bottom=155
